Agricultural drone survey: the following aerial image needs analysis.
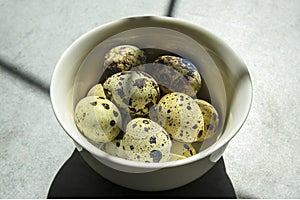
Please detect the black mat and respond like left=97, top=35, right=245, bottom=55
left=47, top=149, right=236, bottom=198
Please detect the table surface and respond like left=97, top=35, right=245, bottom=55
left=0, top=0, right=299, bottom=198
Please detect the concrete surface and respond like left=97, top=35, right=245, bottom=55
left=0, top=0, right=299, bottom=198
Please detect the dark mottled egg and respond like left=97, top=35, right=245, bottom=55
left=153, top=55, right=201, bottom=97
left=101, top=45, right=146, bottom=81
left=121, top=118, right=172, bottom=163
left=194, top=99, right=220, bottom=141
left=74, top=96, right=122, bottom=143
left=150, top=92, right=204, bottom=143
left=103, top=71, right=160, bottom=118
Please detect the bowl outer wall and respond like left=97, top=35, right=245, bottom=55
left=79, top=148, right=216, bottom=191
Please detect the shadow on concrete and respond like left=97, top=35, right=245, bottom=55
left=0, top=57, right=50, bottom=96
left=166, top=0, right=177, bottom=17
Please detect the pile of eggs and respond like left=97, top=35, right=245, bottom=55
left=74, top=45, right=219, bottom=163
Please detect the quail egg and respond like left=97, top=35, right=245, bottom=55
left=74, top=96, right=122, bottom=143
left=153, top=55, right=201, bottom=97
left=171, top=140, right=197, bottom=158
left=100, top=45, right=146, bottom=82
left=103, top=71, right=160, bottom=118
left=169, top=153, right=187, bottom=161
left=121, top=118, right=172, bottom=163
left=194, top=99, right=220, bottom=141
left=86, top=83, right=107, bottom=98
left=150, top=92, right=204, bottom=143
left=100, top=131, right=126, bottom=158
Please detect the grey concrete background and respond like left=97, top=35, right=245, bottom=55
left=0, top=0, right=299, bottom=198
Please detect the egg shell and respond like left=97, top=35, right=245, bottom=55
left=101, top=141, right=124, bottom=158
left=169, top=153, right=187, bottom=161
left=194, top=99, right=220, bottom=141
left=150, top=92, right=204, bottom=143
left=121, top=118, right=172, bottom=163
left=103, top=71, right=160, bottom=118
left=171, top=140, right=197, bottom=157
left=153, top=55, right=201, bottom=97
left=86, top=83, right=107, bottom=98
left=74, top=96, right=122, bottom=143
left=100, top=45, right=146, bottom=82
left=100, top=131, right=126, bottom=158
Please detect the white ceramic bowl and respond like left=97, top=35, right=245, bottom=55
left=50, top=16, right=252, bottom=191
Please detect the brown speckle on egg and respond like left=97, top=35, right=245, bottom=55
left=113, top=110, right=119, bottom=117
left=143, top=119, right=149, bottom=124
left=198, top=130, right=203, bottom=138
left=110, top=120, right=116, bottom=126
left=90, top=102, right=97, bottom=106
left=150, top=136, right=156, bottom=144
left=102, top=103, right=110, bottom=110
left=150, top=150, right=162, bottom=163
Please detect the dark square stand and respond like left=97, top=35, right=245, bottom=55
left=47, top=149, right=236, bottom=198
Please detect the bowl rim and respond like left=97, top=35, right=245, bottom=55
left=50, top=15, right=253, bottom=169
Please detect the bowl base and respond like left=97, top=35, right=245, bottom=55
left=79, top=149, right=216, bottom=191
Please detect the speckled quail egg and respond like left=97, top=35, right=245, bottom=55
left=86, top=83, right=107, bottom=98
left=121, top=118, right=172, bottom=163
left=149, top=92, right=204, bottom=143
left=169, top=153, right=187, bottom=161
left=103, top=71, right=160, bottom=118
left=171, top=140, right=197, bottom=158
left=153, top=55, right=201, bottom=97
left=100, top=131, right=126, bottom=158
left=100, top=45, right=146, bottom=82
left=74, top=96, right=122, bottom=143
left=194, top=99, right=220, bottom=141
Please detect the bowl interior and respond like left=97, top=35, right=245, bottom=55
left=50, top=16, right=252, bottom=171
